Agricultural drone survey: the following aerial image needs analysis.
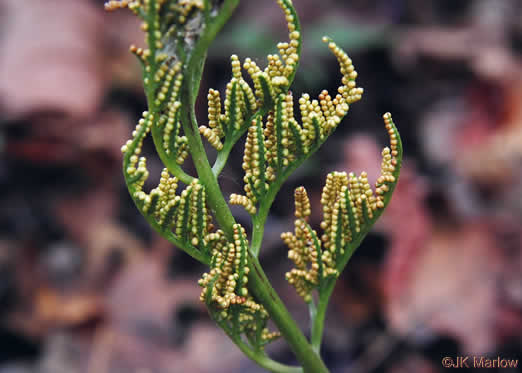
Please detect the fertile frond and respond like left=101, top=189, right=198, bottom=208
left=281, top=187, right=337, bottom=302
left=233, top=38, right=364, bottom=216
left=199, top=224, right=281, bottom=348
left=120, top=110, right=213, bottom=262
left=200, top=0, right=302, bottom=166
left=283, top=113, right=403, bottom=301
left=110, top=0, right=403, bottom=370
left=110, top=0, right=211, bottom=184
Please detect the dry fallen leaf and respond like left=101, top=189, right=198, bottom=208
left=0, top=0, right=107, bottom=119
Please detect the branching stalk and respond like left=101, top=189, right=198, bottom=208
left=108, top=0, right=403, bottom=371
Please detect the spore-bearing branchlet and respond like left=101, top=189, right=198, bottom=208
left=199, top=224, right=281, bottom=347
left=283, top=114, right=402, bottom=302
left=230, top=36, right=364, bottom=216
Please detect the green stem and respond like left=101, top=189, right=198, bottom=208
left=250, top=213, right=267, bottom=257
left=217, top=313, right=302, bottom=373
left=251, top=135, right=334, bottom=256
left=310, top=230, right=371, bottom=352
left=309, top=281, right=334, bottom=353
left=174, top=2, right=334, bottom=371
left=181, top=95, right=330, bottom=371
left=187, top=0, right=240, bottom=83
left=248, top=257, right=329, bottom=373
left=181, top=75, right=330, bottom=372
left=150, top=123, right=195, bottom=185
left=179, top=0, right=240, bottom=229
left=177, top=4, right=329, bottom=372
left=212, top=110, right=269, bottom=177
left=212, top=131, right=242, bottom=176
left=232, top=336, right=303, bottom=373
left=309, top=227, right=386, bottom=353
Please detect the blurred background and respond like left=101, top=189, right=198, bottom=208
left=0, top=0, right=521, bottom=372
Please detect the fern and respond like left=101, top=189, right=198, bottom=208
left=106, top=1, right=403, bottom=372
